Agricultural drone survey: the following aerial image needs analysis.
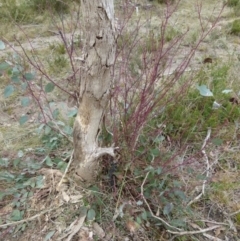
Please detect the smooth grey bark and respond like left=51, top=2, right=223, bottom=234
left=72, top=0, right=116, bottom=183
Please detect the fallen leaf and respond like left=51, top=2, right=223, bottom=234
left=93, top=222, right=105, bottom=238
left=62, top=191, right=70, bottom=203
left=126, top=220, right=140, bottom=233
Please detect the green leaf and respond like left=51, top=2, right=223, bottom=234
left=163, top=203, right=174, bottom=216
left=170, top=219, right=187, bottom=228
left=0, top=40, right=5, bottom=50
left=57, top=161, right=67, bottom=172
left=50, top=137, right=58, bottom=143
left=222, top=89, right=232, bottom=94
left=4, top=85, right=14, bottom=98
left=154, top=135, right=165, bottom=143
left=150, top=148, right=160, bottom=157
left=23, top=178, right=33, bottom=187
left=19, top=115, right=28, bottom=125
left=11, top=209, right=23, bottom=221
left=0, top=61, right=10, bottom=70
left=0, top=158, right=9, bottom=167
left=44, top=231, right=55, bottom=241
left=12, top=66, right=21, bottom=75
left=35, top=176, right=44, bottom=188
left=212, top=138, right=223, bottom=146
left=56, top=120, right=65, bottom=126
left=21, top=82, right=28, bottom=91
left=64, top=125, right=73, bottom=135
left=174, top=190, right=187, bottom=201
left=44, top=125, right=52, bottom=135
left=37, top=124, right=45, bottom=134
left=13, top=159, right=21, bottom=168
left=45, top=82, right=55, bottom=93
left=197, top=85, right=213, bottom=97
left=11, top=75, right=20, bottom=83
left=156, top=167, right=162, bottom=175
left=27, top=161, right=42, bottom=170
left=141, top=211, right=148, bottom=221
left=52, top=108, right=59, bottom=119
left=30, top=179, right=36, bottom=188
left=136, top=216, right=142, bottom=224
left=24, top=72, right=35, bottom=81
left=87, top=209, right=96, bottom=221
left=17, top=150, right=24, bottom=158
left=21, top=97, right=30, bottom=107
left=67, top=109, right=78, bottom=117
left=44, top=156, right=53, bottom=167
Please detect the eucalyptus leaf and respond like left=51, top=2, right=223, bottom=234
left=45, top=125, right=52, bottom=135
left=212, top=138, right=223, bottom=146
left=170, top=219, right=187, bottom=228
left=0, top=61, right=10, bottom=70
left=57, top=161, right=67, bottom=172
left=11, top=75, right=20, bottom=83
left=24, top=72, right=35, bottom=81
left=0, top=158, right=9, bottom=167
left=35, top=176, right=44, bottom=188
left=11, top=209, right=22, bottom=221
left=21, top=82, right=28, bottom=91
left=52, top=108, right=59, bottom=119
left=44, top=156, right=53, bottom=167
left=0, top=40, right=5, bottom=50
left=21, top=97, right=30, bottom=107
left=163, top=203, right=174, bottom=216
left=17, top=150, right=24, bottom=158
left=44, top=231, right=55, bottom=241
left=4, top=85, right=14, bottom=98
left=136, top=200, right=143, bottom=206
left=45, top=82, right=55, bottom=93
left=64, top=125, right=73, bottom=135
left=197, top=85, right=213, bottom=97
left=67, top=109, right=78, bottom=117
left=222, top=89, right=232, bottom=94
left=141, top=211, right=148, bottom=221
left=174, top=190, right=187, bottom=201
left=0, top=171, right=15, bottom=181
left=19, top=115, right=28, bottom=125
left=12, top=66, right=21, bottom=74
left=38, top=123, right=45, bottom=131
left=87, top=209, right=96, bottom=221
left=150, top=148, right=160, bottom=157
left=13, top=159, right=21, bottom=168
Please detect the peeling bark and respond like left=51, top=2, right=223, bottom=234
left=72, top=0, right=116, bottom=183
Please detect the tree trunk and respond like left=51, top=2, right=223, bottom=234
left=72, top=0, right=116, bottom=184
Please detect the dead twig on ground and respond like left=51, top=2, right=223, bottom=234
left=167, top=224, right=221, bottom=235
left=0, top=205, right=62, bottom=228
left=187, top=128, right=211, bottom=206
left=57, top=150, right=74, bottom=190
left=141, top=171, right=183, bottom=231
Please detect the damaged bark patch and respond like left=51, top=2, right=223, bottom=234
left=72, top=0, right=116, bottom=184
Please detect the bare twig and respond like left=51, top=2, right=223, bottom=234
left=230, top=209, right=240, bottom=217
left=0, top=205, right=62, bottom=228
left=196, top=219, right=228, bottom=226
left=57, top=150, right=74, bottom=190
left=187, top=128, right=211, bottom=206
left=141, top=171, right=183, bottom=231
left=167, top=224, right=221, bottom=235
left=202, top=233, right=224, bottom=241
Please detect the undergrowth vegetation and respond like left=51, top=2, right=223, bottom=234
left=0, top=0, right=78, bottom=23
left=0, top=0, right=240, bottom=240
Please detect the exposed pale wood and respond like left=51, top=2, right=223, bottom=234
left=72, top=0, right=116, bottom=183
